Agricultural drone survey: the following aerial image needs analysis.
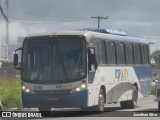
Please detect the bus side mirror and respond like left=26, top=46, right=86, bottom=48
left=14, top=53, right=18, bottom=66
left=13, top=48, right=22, bottom=70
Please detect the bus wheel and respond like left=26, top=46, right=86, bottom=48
left=120, top=86, right=138, bottom=109
left=97, top=88, right=105, bottom=112
left=38, top=107, right=51, bottom=117
left=158, top=102, right=160, bottom=111
left=132, top=86, right=138, bottom=108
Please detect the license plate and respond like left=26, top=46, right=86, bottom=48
left=47, top=97, right=58, bottom=101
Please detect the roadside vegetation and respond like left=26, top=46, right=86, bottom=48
left=151, top=84, right=157, bottom=95
left=0, top=77, right=22, bottom=111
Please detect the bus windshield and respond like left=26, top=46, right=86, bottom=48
left=22, top=37, right=86, bottom=84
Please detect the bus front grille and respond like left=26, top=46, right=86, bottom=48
left=34, top=89, right=71, bottom=95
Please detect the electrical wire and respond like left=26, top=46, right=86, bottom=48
left=4, top=7, right=88, bottom=19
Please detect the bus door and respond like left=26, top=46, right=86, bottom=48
left=88, top=47, right=97, bottom=83
left=88, top=47, right=98, bottom=106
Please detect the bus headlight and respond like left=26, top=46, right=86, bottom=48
left=25, top=88, right=31, bottom=93
left=22, top=85, right=33, bottom=94
left=76, top=87, right=81, bottom=92
left=22, top=86, right=26, bottom=90
left=71, top=83, right=86, bottom=93
left=81, top=84, right=86, bottom=89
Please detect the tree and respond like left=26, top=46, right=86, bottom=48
left=151, top=50, right=160, bottom=80
left=151, top=50, right=160, bottom=63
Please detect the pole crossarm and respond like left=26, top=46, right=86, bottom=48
left=91, top=16, right=108, bottom=28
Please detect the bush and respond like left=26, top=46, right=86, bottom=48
left=151, top=84, right=157, bottom=95
left=0, top=78, right=22, bottom=110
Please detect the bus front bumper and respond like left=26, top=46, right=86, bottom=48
left=22, top=90, right=88, bottom=108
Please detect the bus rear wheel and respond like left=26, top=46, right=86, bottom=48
left=120, top=86, right=138, bottom=109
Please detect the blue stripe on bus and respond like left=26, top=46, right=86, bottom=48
left=22, top=89, right=88, bottom=108
left=133, top=66, right=152, bottom=96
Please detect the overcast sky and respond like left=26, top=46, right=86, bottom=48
left=0, top=0, right=160, bottom=53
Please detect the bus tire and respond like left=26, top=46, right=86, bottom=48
left=131, top=85, right=138, bottom=108
left=38, top=107, right=51, bottom=116
left=158, top=102, right=160, bottom=111
left=96, top=88, right=105, bottom=112
left=120, top=86, right=138, bottom=109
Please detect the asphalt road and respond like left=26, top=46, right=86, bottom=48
left=1, top=95, right=160, bottom=120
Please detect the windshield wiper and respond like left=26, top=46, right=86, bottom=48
left=57, top=51, right=68, bottom=81
left=57, top=52, right=69, bottom=81
left=34, top=67, right=45, bottom=81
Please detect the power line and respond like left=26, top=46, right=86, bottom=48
left=9, top=16, right=90, bottom=25
left=91, top=16, right=108, bottom=28
left=5, top=7, right=88, bottom=19
left=11, top=20, right=84, bottom=24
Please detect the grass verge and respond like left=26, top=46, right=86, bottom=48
left=0, top=78, right=22, bottom=111
left=151, top=84, right=157, bottom=95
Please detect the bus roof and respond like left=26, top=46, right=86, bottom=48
left=27, top=30, right=150, bottom=45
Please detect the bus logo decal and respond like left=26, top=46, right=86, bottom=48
left=115, top=69, right=129, bottom=81
left=33, top=86, right=42, bottom=90
left=121, top=69, right=128, bottom=80
left=115, top=69, right=121, bottom=80
left=56, top=85, right=63, bottom=89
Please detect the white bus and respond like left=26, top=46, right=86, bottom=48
left=14, top=29, right=152, bottom=113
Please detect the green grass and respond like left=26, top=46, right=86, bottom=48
left=0, top=78, right=22, bottom=111
left=151, top=84, right=157, bottom=95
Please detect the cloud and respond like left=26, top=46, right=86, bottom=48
left=0, top=21, right=48, bottom=44
left=0, top=0, right=160, bottom=53
left=116, top=21, right=152, bottom=27
left=9, top=22, right=27, bottom=43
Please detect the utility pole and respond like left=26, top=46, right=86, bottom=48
left=0, top=0, right=9, bottom=22
left=0, top=0, right=9, bottom=65
left=0, top=0, right=9, bottom=44
left=5, top=0, right=9, bottom=45
left=91, top=16, right=108, bottom=28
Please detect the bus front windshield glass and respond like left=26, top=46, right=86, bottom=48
left=22, top=37, right=86, bottom=84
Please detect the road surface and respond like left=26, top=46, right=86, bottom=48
left=1, top=95, right=160, bottom=120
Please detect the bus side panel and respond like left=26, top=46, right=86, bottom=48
left=87, top=84, right=100, bottom=106
left=133, top=66, right=152, bottom=97
left=87, top=65, right=151, bottom=105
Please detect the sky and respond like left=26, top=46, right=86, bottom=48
left=0, top=0, right=160, bottom=53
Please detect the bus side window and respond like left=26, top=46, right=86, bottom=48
left=141, top=45, right=149, bottom=64
left=88, top=48, right=97, bottom=71
left=116, top=42, right=125, bottom=64
left=134, top=44, right=142, bottom=64
left=97, top=39, right=106, bottom=64
left=125, top=43, right=134, bottom=64
left=105, top=41, right=116, bottom=64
